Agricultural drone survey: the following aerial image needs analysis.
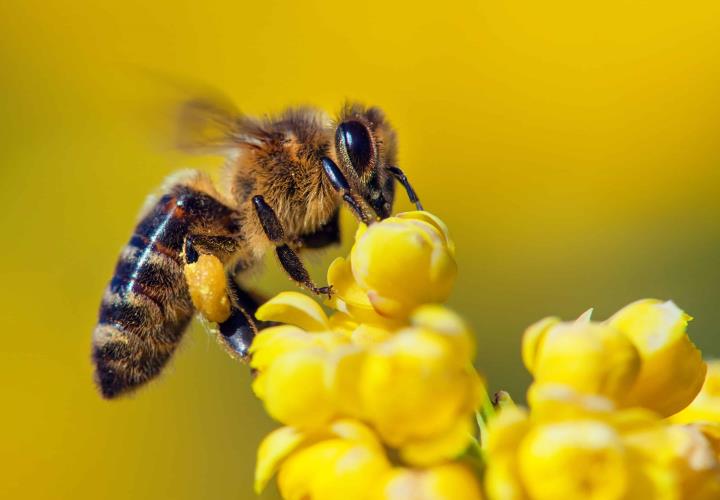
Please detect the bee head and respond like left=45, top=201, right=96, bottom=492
left=333, top=104, right=397, bottom=219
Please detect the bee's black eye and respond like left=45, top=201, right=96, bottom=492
left=337, top=121, right=373, bottom=173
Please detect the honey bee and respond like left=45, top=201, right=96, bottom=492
left=92, top=99, right=422, bottom=398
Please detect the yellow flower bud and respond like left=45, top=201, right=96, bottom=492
left=255, top=426, right=308, bottom=494
left=183, top=254, right=231, bottom=323
left=527, top=383, right=616, bottom=422
left=249, top=326, right=348, bottom=400
left=484, top=397, right=689, bottom=500
left=375, top=464, right=483, bottom=500
left=484, top=407, right=532, bottom=500
left=327, top=255, right=400, bottom=327
left=276, top=420, right=390, bottom=500
left=522, top=318, right=641, bottom=403
left=328, top=345, right=367, bottom=417
left=261, top=348, right=336, bottom=428
left=694, top=422, right=720, bottom=459
left=328, top=312, right=358, bottom=337
left=360, top=326, right=481, bottom=448
left=672, top=360, right=720, bottom=424
left=669, top=425, right=720, bottom=499
left=410, top=304, right=475, bottom=361
left=518, top=420, right=630, bottom=500
left=624, top=421, right=720, bottom=499
left=399, top=417, right=475, bottom=467
left=349, top=212, right=457, bottom=318
left=608, top=299, right=706, bottom=416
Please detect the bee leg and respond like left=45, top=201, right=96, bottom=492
left=388, top=166, right=423, bottom=210
left=216, top=278, right=260, bottom=359
left=320, top=157, right=374, bottom=224
left=183, top=235, right=200, bottom=264
left=252, top=195, right=333, bottom=297
left=183, top=234, right=241, bottom=265
left=184, top=237, right=267, bottom=359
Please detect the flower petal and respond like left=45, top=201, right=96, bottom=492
left=399, top=417, right=475, bottom=467
left=255, top=426, right=307, bottom=494
left=396, top=210, right=455, bottom=254
left=262, top=349, right=336, bottom=428
left=608, top=299, right=707, bottom=416
left=521, top=317, right=559, bottom=374
left=376, top=464, right=483, bottom=500
left=410, top=304, right=475, bottom=360
left=255, top=291, right=330, bottom=332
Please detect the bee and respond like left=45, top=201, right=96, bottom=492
left=92, top=99, right=422, bottom=398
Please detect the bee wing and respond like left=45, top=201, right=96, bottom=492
left=176, top=96, right=247, bottom=154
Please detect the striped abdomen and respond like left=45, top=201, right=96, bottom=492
left=92, top=191, right=196, bottom=398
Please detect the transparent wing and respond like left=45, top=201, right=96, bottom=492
left=175, top=95, right=246, bottom=154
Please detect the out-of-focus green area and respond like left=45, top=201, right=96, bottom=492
left=1, top=1, right=720, bottom=498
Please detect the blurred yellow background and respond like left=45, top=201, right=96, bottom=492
left=2, top=1, right=720, bottom=498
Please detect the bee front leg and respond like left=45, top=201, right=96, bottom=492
left=252, top=195, right=333, bottom=298
left=320, top=157, right=374, bottom=224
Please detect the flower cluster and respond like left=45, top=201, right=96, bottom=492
left=487, top=302, right=719, bottom=499
left=250, top=212, right=485, bottom=499
left=196, top=209, right=720, bottom=499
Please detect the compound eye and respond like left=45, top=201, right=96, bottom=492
left=337, top=121, right=373, bottom=173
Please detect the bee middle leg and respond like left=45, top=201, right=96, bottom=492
left=252, top=195, right=333, bottom=297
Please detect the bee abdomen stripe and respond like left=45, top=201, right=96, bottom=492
left=99, top=293, right=163, bottom=336
left=92, top=183, right=243, bottom=399
left=128, top=233, right=183, bottom=263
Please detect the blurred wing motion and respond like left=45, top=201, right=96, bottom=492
left=175, top=96, right=245, bottom=154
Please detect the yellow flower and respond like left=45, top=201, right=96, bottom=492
left=375, top=463, right=483, bottom=500
left=485, top=386, right=720, bottom=500
left=672, top=360, right=720, bottom=424
left=484, top=407, right=532, bottom=500
left=251, top=289, right=482, bottom=465
left=519, top=419, right=630, bottom=500
left=522, top=316, right=641, bottom=403
left=359, top=307, right=481, bottom=461
left=256, top=420, right=391, bottom=500
left=329, top=211, right=457, bottom=320
left=523, top=300, right=706, bottom=417
left=250, top=292, right=353, bottom=428
left=250, top=211, right=485, bottom=497
left=260, top=348, right=338, bottom=428
left=607, top=299, right=706, bottom=417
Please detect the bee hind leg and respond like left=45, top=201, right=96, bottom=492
left=216, top=278, right=263, bottom=359
left=182, top=236, right=265, bottom=359
left=252, top=195, right=333, bottom=298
